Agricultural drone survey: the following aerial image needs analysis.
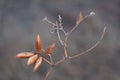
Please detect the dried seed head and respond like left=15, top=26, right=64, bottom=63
left=35, top=34, right=42, bottom=52
left=27, top=55, right=38, bottom=65
left=44, top=43, right=55, bottom=56
left=15, top=52, right=34, bottom=58
left=76, top=12, right=83, bottom=25
left=33, top=57, right=43, bottom=72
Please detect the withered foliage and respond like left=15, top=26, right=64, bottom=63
left=15, top=12, right=106, bottom=80
left=16, top=35, right=55, bottom=72
left=44, top=43, right=55, bottom=56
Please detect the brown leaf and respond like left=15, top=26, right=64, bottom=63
left=27, top=54, right=38, bottom=65
left=15, top=52, right=34, bottom=58
left=33, top=57, right=43, bottom=72
left=35, top=34, right=42, bottom=52
left=76, top=12, right=83, bottom=25
left=44, top=43, right=55, bottom=56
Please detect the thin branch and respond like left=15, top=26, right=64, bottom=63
left=67, top=12, right=95, bottom=36
left=69, top=27, right=106, bottom=59
left=61, top=29, right=67, bottom=35
left=49, top=54, right=54, bottom=63
left=54, top=58, right=65, bottom=66
left=63, top=36, right=69, bottom=58
left=56, top=21, right=64, bottom=45
left=43, top=67, right=53, bottom=80
left=43, top=58, right=52, bottom=65
left=43, top=17, right=56, bottom=27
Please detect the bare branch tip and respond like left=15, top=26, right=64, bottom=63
left=43, top=17, right=48, bottom=22
left=90, top=11, right=95, bottom=16
left=104, top=26, right=107, bottom=31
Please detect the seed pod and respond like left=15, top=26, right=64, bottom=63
left=33, top=57, right=43, bottom=72
left=44, top=43, right=55, bottom=56
left=76, top=12, right=83, bottom=25
left=35, top=34, right=42, bottom=52
left=27, top=55, right=38, bottom=65
left=15, top=52, right=34, bottom=58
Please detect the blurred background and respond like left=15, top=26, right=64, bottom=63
left=0, top=0, right=120, bottom=80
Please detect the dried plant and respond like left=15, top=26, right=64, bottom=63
left=15, top=11, right=106, bottom=80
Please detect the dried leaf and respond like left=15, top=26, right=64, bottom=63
left=33, top=57, right=43, bottom=72
left=76, top=12, right=83, bottom=25
left=35, top=34, right=42, bottom=52
left=27, top=55, right=38, bottom=65
left=44, top=43, right=55, bottom=56
left=15, top=52, right=34, bottom=58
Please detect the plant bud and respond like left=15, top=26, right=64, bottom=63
left=35, top=34, right=42, bottom=52
left=76, top=12, right=83, bottom=25
left=15, top=52, right=34, bottom=58
left=33, top=57, right=43, bottom=72
left=44, top=43, right=55, bottom=56
left=27, top=55, right=38, bottom=65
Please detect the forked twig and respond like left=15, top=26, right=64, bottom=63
left=54, top=26, right=106, bottom=65
left=16, top=11, right=106, bottom=80
left=66, top=12, right=95, bottom=36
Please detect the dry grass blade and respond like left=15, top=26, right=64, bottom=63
left=76, top=12, right=83, bottom=25
left=35, top=34, right=42, bottom=52
left=15, top=52, right=34, bottom=58
left=33, top=57, right=43, bottom=72
left=27, top=54, right=38, bottom=65
left=44, top=43, right=55, bottom=56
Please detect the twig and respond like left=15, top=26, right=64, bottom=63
left=63, top=36, right=69, bottom=58
left=54, top=58, right=65, bottom=66
left=69, top=26, right=106, bottom=59
left=66, top=12, right=95, bottom=36
left=43, top=67, right=53, bottom=80
left=43, top=58, right=52, bottom=65
left=16, top=11, right=106, bottom=80
left=56, top=21, right=64, bottom=45
left=43, top=17, right=56, bottom=27
left=49, top=54, right=54, bottom=63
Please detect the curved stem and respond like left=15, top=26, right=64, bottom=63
left=69, top=27, right=106, bottom=59
left=49, top=54, right=54, bottom=63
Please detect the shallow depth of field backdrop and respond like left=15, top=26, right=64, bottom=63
left=0, top=0, right=120, bottom=80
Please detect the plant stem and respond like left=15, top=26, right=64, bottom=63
left=43, top=67, right=53, bottom=80
left=43, top=58, right=52, bottom=65
left=54, top=58, right=65, bottom=66
left=69, top=27, right=106, bottom=59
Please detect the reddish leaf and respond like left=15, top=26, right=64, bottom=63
left=27, top=55, right=38, bottom=65
left=33, top=57, right=43, bottom=72
left=15, top=52, right=34, bottom=58
left=44, top=43, right=55, bottom=56
left=35, top=34, right=42, bottom=52
left=76, top=12, right=83, bottom=25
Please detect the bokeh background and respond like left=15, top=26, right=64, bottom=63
left=0, top=0, right=120, bottom=80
